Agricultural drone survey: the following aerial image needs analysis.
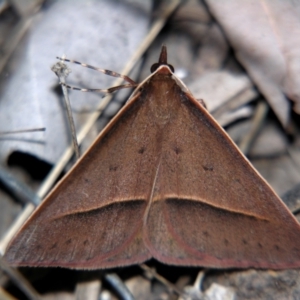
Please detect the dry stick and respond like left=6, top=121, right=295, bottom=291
left=140, top=264, right=185, bottom=298
left=193, top=270, right=206, bottom=291
left=0, top=166, right=40, bottom=206
left=0, top=255, right=41, bottom=300
left=51, top=61, right=80, bottom=160
left=286, top=147, right=300, bottom=194
left=238, top=100, right=269, bottom=155
left=0, top=0, right=181, bottom=255
left=178, top=270, right=208, bottom=300
left=212, top=86, right=258, bottom=121
left=104, top=273, right=135, bottom=300
left=0, top=128, right=45, bottom=135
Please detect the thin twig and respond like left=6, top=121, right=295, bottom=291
left=239, top=100, right=269, bottom=154
left=0, top=255, right=41, bottom=300
left=105, top=273, right=135, bottom=300
left=178, top=270, right=207, bottom=300
left=140, top=264, right=185, bottom=297
left=0, top=128, right=45, bottom=135
left=0, top=166, right=40, bottom=206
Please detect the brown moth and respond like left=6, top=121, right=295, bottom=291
left=4, top=46, right=300, bottom=269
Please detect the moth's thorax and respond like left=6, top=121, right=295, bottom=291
left=144, top=71, right=181, bottom=127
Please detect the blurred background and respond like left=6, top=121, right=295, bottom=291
left=0, top=0, right=300, bottom=299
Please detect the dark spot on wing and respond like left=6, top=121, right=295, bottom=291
left=84, top=178, right=89, bottom=183
left=274, top=245, right=280, bottom=251
left=35, top=244, right=42, bottom=251
left=173, top=146, right=181, bottom=155
left=224, top=239, right=229, bottom=246
left=242, top=239, right=248, bottom=245
left=50, top=243, right=57, bottom=250
left=109, top=165, right=118, bottom=171
left=258, top=242, right=263, bottom=248
left=66, top=239, right=72, bottom=245
left=203, top=165, right=214, bottom=171
left=203, top=231, right=209, bottom=237
left=138, top=147, right=145, bottom=154
left=83, top=240, right=89, bottom=246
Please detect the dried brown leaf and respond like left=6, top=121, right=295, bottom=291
left=205, top=0, right=300, bottom=126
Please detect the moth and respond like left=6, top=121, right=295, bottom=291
left=5, top=46, right=300, bottom=269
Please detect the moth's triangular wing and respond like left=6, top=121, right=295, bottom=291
left=4, top=89, right=163, bottom=269
left=145, top=75, right=300, bottom=269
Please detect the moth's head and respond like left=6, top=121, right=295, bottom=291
left=150, top=45, right=175, bottom=73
